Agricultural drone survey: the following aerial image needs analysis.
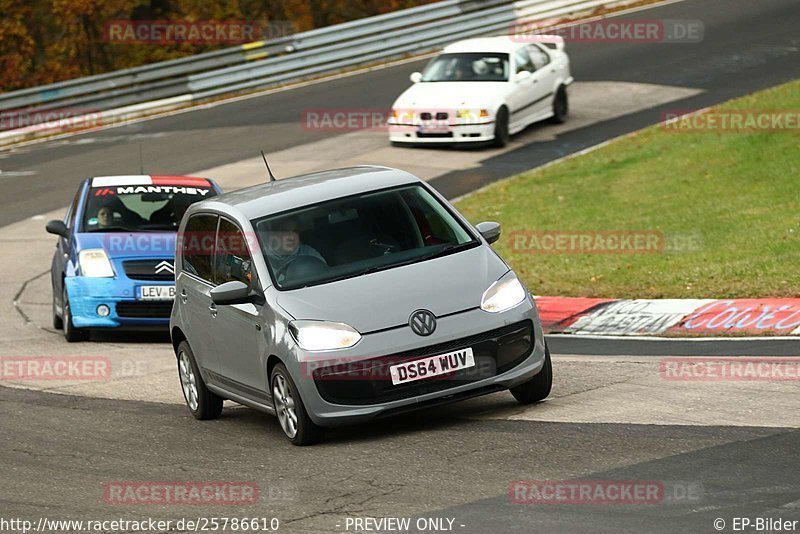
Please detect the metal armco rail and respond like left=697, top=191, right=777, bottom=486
left=0, top=0, right=636, bottom=138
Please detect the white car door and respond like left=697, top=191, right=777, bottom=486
left=527, top=44, right=559, bottom=119
left=509, top=46, right=549, bottom=131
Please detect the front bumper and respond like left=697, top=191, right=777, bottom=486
left=65, top=276, right=174, bottom=329
left=388, top=121, right=496, bottom=144
left=290, top=295, right=546, bottom=426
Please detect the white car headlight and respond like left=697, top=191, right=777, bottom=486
left=481, top=273, right=527, bottom=313
left=78, top=249, right=115, bottom=278
left=289, top=320, right=361, bottom=351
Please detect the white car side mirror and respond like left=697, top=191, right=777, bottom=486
left=516, top=70, right=532, bottom=82
left=410, top=72, right=422, bottom=83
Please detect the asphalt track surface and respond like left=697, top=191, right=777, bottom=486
left=2, top=0, right=800, bottom=532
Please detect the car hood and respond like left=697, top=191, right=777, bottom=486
left=74, top=232, right=176, bottom=259
left=276, top=245, right=509, bottom=333
left=393, top=82, right=508, bottom=110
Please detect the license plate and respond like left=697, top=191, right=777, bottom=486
left=418, top=123, right=450, bottom=134
left=137, top=285, right=175, bottom=300
left=389, top=347, right=475, bottom=385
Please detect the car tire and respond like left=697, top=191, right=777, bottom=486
left=271, top=363, right=323, bottom=446
left=493, top=106, right=510, bottom=148
left=52, top=288, right=63, bottom=330
left=549, top=86, right=569, bottom=124
left=177, top=341, right=223, bottom=420
left=510, top=342, right=552, bottom=404
left=62, top=286, right=88, bottom=342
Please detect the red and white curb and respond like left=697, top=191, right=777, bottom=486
left=535, top=297, right=800, bottom=336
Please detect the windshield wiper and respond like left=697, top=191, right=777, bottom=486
left=414, top=242, right=475, bottom=263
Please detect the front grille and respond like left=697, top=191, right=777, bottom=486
left=417, top=132, right=453, bottom=138
left=419, top=112, right=449, bottom=120
left=313, top=320, right=534, bottom=405
left=116, top=301, right=173, bottom=318
left=123, top=260, right=174, bottom=281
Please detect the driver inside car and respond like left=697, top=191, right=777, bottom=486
left=262, top=216, right=327, bottom=282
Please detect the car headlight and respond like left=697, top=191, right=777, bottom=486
left=481, top=273, right=527, bottom=313
left=289, top=320, right=361, bottom=351
left=391, top=108, right=414, bottom=123
left=78, top=249, right=115, bottom=278
left=456, top=109, right=475, bottom=120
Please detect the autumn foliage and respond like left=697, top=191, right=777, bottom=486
left=0, top=0, right=436, bottom=92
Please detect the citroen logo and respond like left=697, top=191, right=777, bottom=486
left=409, top=309, right=436, bottom=336
left=155, top=260, right=175, bottom=275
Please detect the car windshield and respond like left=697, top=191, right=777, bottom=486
left=252, top=184, right=479, bottom=290
left=83, top=182, right=216, bottom=232
left=421, top=53, right=509, bottom=82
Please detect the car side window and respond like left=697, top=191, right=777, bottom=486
left=527, top=44, right=551, bottom=71
left=214, top=218, right=255, bottom=287
left=66, top=187, right=82, bottom=229
left=514, top=47, right=535, bottom=74
left=182, top=213, right=218, bottom=283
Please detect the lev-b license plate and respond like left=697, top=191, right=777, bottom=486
left=137, top=285, right=176, bottom=300
left=389, top=347, right=475, bottom=385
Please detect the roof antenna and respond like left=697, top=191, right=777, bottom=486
left=139, top=143, right=144, bottom=174
left=261, top=150, right=276, bottom=182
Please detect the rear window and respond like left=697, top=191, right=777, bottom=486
left=82, top=177, right=216, bottom=232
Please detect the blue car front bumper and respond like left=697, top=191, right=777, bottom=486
left=65, top=276, right=174, bottom=329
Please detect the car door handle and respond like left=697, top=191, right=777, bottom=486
left=208, top=304, right=217, bottom=318
left=180, top=289, right=188, bottom=303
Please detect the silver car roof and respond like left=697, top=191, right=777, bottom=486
left=195, top=165, right=421, bottom=220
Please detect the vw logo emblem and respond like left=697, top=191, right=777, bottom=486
left=155, top=260, right=175, bottom=275
left=409, top=309, right=437, bottom=336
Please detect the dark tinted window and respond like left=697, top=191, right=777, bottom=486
left=182, top=213, right=217, bottom=283
left=214, top=218, right=255, bottom=287
left=253, top=184, right=477, bottom=290
left=421, top=53, right=509, bottom=82
left=83, top=181, right=216, bottom=232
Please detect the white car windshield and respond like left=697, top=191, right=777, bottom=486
left=421, top=53, right=509, bottom=82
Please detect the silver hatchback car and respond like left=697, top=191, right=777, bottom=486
left=170, top=166, right=551, bottom=445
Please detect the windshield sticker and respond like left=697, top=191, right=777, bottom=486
left=114, top=186, right=211, bottom=195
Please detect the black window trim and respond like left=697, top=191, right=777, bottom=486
left=214, top=214, right=258, bottom=288
left=180, top=212, right=219, bottom=286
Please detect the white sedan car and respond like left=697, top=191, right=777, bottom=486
left=388, top=36, right=573, bottom=147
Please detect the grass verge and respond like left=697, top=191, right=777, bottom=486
left=455, top=80, right=800, bottom=298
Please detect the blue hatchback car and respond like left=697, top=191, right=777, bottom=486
left=46, top=175, right=222, bottom=341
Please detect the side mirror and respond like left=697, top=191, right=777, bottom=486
left=515, top=70, right=532, bottom=82
left=410, top=72, right=422, bottom=83
left=476, top=221, right=501, bottom=245
left=210, top=281, right=258, bottom=306
left=46, top=220, right=68, bottom=238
